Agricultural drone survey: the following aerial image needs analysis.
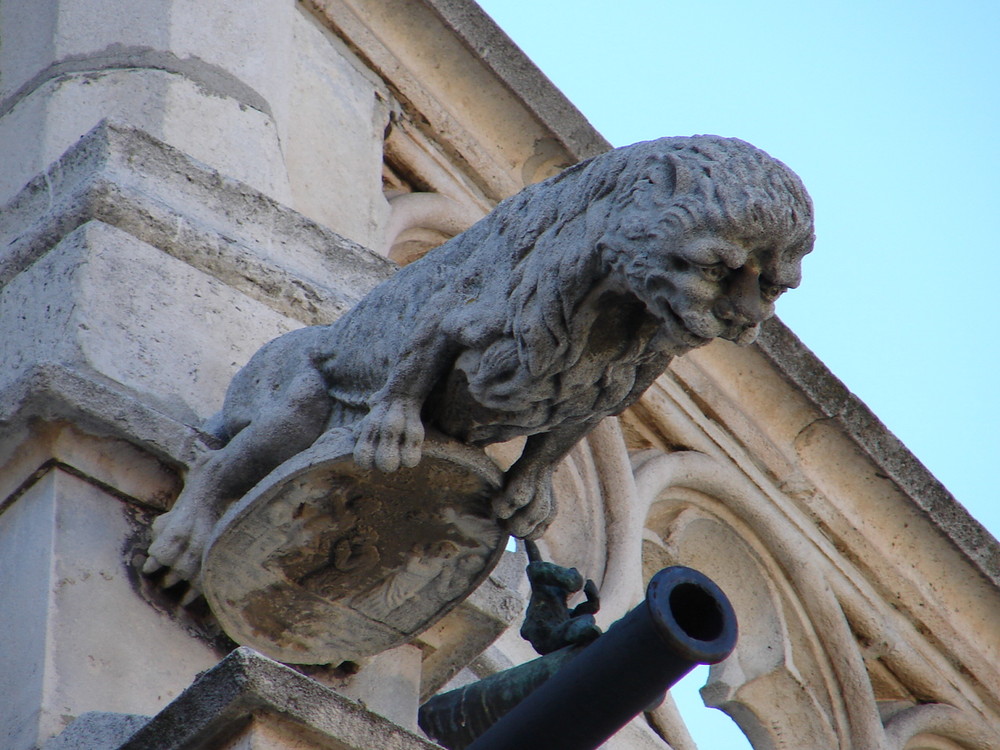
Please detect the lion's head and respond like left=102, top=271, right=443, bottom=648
left=461, top=135, right=813, bottom=391
left=600, top=136, right=815, bottom=348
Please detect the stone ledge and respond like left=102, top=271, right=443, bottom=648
left=420, top=0, right=611, bottom=161
left=0, top=119, right=395, bottom=327
left=0, top=363, right=206, bottom=471
left=756, top=317, right=1000, bottom=588
left=115, top=647, right=440, bottom=750
left=45, top=713, right=151, bottom=750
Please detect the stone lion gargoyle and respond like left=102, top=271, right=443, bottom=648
left=143, top=135, right=814, bottom=599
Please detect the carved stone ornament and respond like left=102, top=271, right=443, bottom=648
left=202, top=429, right=504, bottom=664
left=143, top=135, right=814, bottom=663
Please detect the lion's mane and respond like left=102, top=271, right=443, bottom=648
left=435, top=136, right=814, bottom=412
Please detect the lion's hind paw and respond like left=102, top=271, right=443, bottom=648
left=141, top=507, right=214, bottom=595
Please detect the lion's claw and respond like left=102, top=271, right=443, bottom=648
left=494, top=471, right=555, bottom=539
left=354, top=397, right=425, bottom=472
left=143, top=506, right=216, bottom=591
left=180, top=586, right=204, bottom=608
left=161, top=569, right=186, bottom=589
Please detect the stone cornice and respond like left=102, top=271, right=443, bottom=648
left=756, top=317, right=1000, bottom=589
left=418, top=0, right=612, bottom=160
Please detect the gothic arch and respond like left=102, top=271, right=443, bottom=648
left=633, top=450, right=864, bottom=747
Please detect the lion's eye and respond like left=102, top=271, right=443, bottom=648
left=760, top=283, right=786, bottom=302
left=697, top=264, right=729, bottom=282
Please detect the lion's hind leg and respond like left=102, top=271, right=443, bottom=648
left=144, top=356, right=332, bottom=602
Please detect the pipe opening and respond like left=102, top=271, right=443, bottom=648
left=669, top=583, right=724, bottom=642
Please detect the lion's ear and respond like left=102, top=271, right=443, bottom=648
left=618, top=153, right=683, bottom=226
left=647, top=151, right=689, bottom=197
left=629, top=152, right=686, bottom=214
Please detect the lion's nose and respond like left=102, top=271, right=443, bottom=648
left=727, top=267, right=768, bottom=324
left=714, top=299, right=746, bottom=326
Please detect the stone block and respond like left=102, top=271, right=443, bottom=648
left=0, top=120, right=395, bottom=328
left=0, top=67, right=290, bottom=206
left=0, top=463, right=221, bottom=750
left=0, top=0, right=296, bottom=205
left=1, top=219, right=303, bottom=423
left=0, top=121, right=397, bottom=433
left=116, top=647, right=439, bottom=750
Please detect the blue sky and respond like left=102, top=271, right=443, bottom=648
left=476, top=1, right=999, bottom=746
left=475, top=0, right=999, bottom=542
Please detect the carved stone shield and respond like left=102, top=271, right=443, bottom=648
left=201, top=429, right=506, bottom=665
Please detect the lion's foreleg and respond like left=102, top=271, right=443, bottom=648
left=496, top=422, right=595, bottom=539
left=353, top=324, right=457, bottom=472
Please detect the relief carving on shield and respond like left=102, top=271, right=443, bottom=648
left=202, top=430, right=506, bottom=664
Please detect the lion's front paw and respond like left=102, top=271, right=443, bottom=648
left=141, top=505, right=216, bottom=601
left=353, top=397, right=425, bottom=472
left=494, top=470, right=555, bottom=539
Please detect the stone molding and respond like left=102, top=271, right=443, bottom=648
left=0, top=363, right=206, bottom=473
left=111, top=647, right=440, bottom=750
left=305, top=0, right=608, bottom=203
left=0, top=119, right=395, bottom=327
left=0, top=44, right=273, bottom=122
left=420, top=0, right=611, bottom=160
left=756, top=318, right=1000, bottom=588
left=629, top=448, right=1000, bottom=748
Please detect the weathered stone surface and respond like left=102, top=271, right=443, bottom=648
left=322, top=644, right=424, bottom=731
left=0, top=120, right=395, bottom=327
left=0, top=116, right=399, bottom=451
left=116, top=647, right=440, bottom=750
left=0, top=0, right=296, bottom=205
left=144, top=135, right=815, bottom=622
left=0, top=362, right=205, bottom=471
left=203, top=430, right=505, bottom=664
left=420, top=0, right=610, bottom=161
left=754, top=317, right=1000, bottom=587
left=0, top=464, right=220, bottom=750
left=0, top=67, right=290, bottom=208
left=308, top=0, right=582, bottom=203
left=44, top=713, right=150, bottom=750
left=1, top=220, right=303, bottom=424
left=285, top=7, right=392, bottom=249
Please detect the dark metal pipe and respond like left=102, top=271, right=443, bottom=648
left=419, top=644, right=585, bottom=749
left=460, top=566, right=737, bottom=750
